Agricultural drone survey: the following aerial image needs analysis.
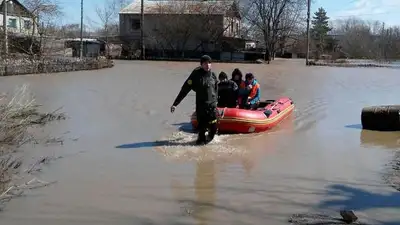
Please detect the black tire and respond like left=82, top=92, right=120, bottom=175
left=361, top=105, right=400, bottom=131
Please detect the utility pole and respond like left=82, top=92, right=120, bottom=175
left=140, top=0, right=144, bottom=60
left=305, top=0, right=311, bottom=65
left=3, top=0, right=8, bottom=60
left=79, top=0, right=84, bottom=58
left=39, top=22, right=44, bottom=57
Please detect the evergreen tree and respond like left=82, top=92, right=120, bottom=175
left=311, top=7, right=332, bottom=58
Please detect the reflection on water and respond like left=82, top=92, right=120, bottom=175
left=360, top=129, right=400, bottom=204
left=292, top=97, right=328, bottom=132
left=169, top=156, right=216, bottom=225
left=360, top=129, right=400, bottom=150
left=193, top=160, right=216, bottom=225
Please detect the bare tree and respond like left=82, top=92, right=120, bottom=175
left=375, top=23, right=400, bottom=60
left=333, top=18, right=373, bottom=59
left=191, top=1, right=240, bottom=52
left=147, top=1, right=195, bottom=54
left=19, top=0, right=63, bottom=57
left=95, top=0, right=118, bottom=35
left=117, top=0, right=129, bottom=10
left=144, top=0, right=240, bottom=57
left=242, top=0, right=306, bottom=62
left=91, top=0, right=119, bottom=56
left=331, top=17, right=400, bottom=61
left=58, top=23, right=93, bottom=38
left=22, top=0, right=62, bottom=33
left=274, top=0, right=306, bottom=58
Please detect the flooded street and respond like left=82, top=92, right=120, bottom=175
left=0, top=59, right=399, bottom=225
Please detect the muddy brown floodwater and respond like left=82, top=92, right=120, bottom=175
left=0, top=59, right=400, bottom=225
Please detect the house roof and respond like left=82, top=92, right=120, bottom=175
left=0, top=0, right=34, bottom=17
left=65, top=38, right=104, bottom=44
left=119, top=0, right=238, bottom=16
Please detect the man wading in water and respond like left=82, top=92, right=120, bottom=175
left=170, top=55, right=219, bottom=145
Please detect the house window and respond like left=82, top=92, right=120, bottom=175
left=230, top=21, right=233, bottom=33
left=8, top=18, right=17, bottom=28
left=131, top=19, right=140, bottom=30
left=236, top=23, right=239, bottom=35
left=24, top=20, right=32, bottom=29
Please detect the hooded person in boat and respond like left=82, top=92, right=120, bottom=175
left=218, top=71, right=238, bottom=108
left=239, top=73, right=260, bottom=110
left=231, top=68, right=246, bottom=89
left=231, top=68, right=246, bottom=106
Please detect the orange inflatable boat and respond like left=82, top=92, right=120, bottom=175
left=191, top=97, right=294, bottom=133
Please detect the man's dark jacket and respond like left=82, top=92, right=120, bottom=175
left=218, top=80, right=238, bottom=108
left=173, top=67, right=218, bottom=115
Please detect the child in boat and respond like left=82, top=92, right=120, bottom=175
left=231, top=68, right=246, bottom=88
left=218, top=71, right=238, bottom=108
left=231, top=68, right=246, bottom=107
left=239, top=73, right=260, bottom=110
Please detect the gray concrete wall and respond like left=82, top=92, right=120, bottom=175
left=120, top=13, right=239, bottom=52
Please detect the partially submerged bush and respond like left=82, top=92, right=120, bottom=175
left=0, top=57, right=114, bottom=76
left=335, top=59, right=348, bottom=63
left=0, top=84, right=66, bottom=194
left=0, top=155, right=22, bottom=194
left=0, top=84, right=66, bottom=147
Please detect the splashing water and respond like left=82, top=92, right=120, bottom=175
left=154, top=131, right=252, bottom=162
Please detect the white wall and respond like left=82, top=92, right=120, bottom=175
left=245, top=41, right=256, bottom=49
left=0, top=13, right=37, bottom=35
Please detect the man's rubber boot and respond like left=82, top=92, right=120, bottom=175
left=196, top=131, right=207, bottom=145
left=195, top=139, right=206, bottom=145
left=205, top=124, right=217, bottom=144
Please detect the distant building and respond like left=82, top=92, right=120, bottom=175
left=245, top=41, right=256, bottom=50
left=64, top=38, right=106, bottom=58
left=0, top=0, right=37, bottom=36
left=119, top=0, right=242, bottom=56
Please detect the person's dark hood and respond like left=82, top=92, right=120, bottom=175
left=231, top=68, right=243, bottom=81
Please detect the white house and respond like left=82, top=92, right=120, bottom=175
left=0, top=0, right=37, bottom=36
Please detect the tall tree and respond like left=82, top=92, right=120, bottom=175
left=20, top=0, right=63, bottom=56
left=310, top=7, right=331, bottom=59
left=332, top=18, right=400, bottom=60
left=93, top=0, right=119, bottom=56
left=22, top=0, right=63, bottom=27
left=243, top=0, right=306, bottom=63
